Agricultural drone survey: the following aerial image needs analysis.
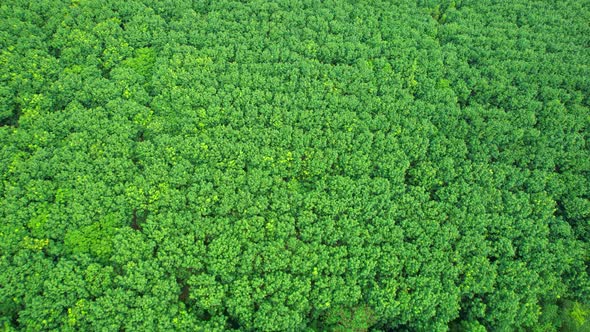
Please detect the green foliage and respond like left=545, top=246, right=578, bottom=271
left=324, top=305, right=377, bottom=332
left=122, top=47, right=156, bottom=79
left=561, top=301, right=590, bottom=332
left=1, top=0, right=589, bottom=330
left=63, top=214, right=119, bottom=261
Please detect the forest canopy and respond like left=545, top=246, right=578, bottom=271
left=1, top=0, right=589, bottom=331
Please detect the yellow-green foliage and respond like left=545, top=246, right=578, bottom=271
left=63, top=215, right=119, bottom=260
left=562, top=301, right=590, bottom=332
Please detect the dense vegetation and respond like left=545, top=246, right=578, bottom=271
left=1, top=0, right=589, bottom=330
